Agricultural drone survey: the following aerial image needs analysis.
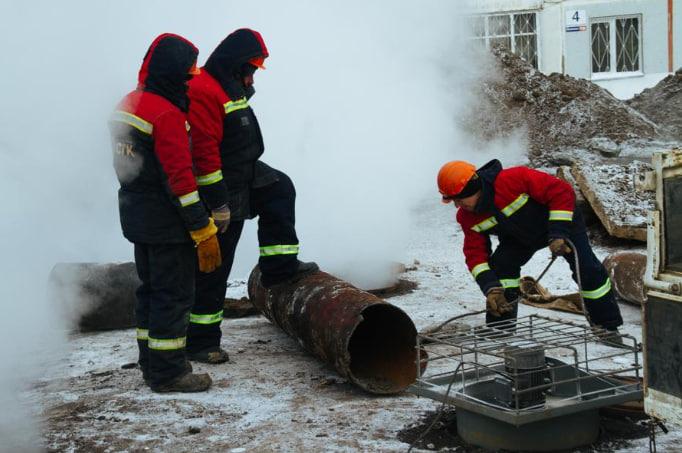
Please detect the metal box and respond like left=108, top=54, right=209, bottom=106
left=643, top=149, right=682, bottom=427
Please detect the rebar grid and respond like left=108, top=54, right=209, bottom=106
left=412, top=315, right=642, bottom=419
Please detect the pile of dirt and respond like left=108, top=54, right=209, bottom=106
left=627, top=68, right=682, bottom=140
left=462, top=46, right=660, bottom=162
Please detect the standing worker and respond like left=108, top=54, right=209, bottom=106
left=109, top=33, right=222, bottom=392
left=437, top=159, right=623, bottom=338
left=185, top=28, right=318, bottom=363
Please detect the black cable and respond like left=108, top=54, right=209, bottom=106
left=407, top=363, right=463, bottom=453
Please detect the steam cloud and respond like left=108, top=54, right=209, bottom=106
left=0, top=1, right=528, bottom=450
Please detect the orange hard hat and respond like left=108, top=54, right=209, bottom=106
left=249, top=56, right=266, bottom=69
left=188, top=62, right=201, bottom=75
left=437, top=161, right=477, bottom=199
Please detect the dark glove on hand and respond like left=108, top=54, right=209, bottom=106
left=212, top=204, right=231, bottom=234
left=486, top=287, right=514, bottom=317
left=548, top=238, right=572, bottom=256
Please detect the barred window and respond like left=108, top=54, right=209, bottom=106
left=469, top=12, right=538, bottom=69
left=591, top=15, right=641, bottom=75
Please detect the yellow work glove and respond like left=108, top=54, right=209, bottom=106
left=211, top=204, right=231, bottom=234
left=189, top=218, right=222, bottom=273
left=548, top=238, right=572, bottom=257
left=486, top=287, right=513, bottom=317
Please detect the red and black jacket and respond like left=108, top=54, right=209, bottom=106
left=188, top=28, right=275, bottom=221
left=110, top=34, right=209, bottom=244
left=456, top=160, right=577, bottom=294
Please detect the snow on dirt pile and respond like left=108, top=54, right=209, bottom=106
left=578, top=160, right=653, bottom=227
left=627, top=68, right=682, bottom=140
left=461, top=46, right=660, bottom=163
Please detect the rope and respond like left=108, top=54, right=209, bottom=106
left=565, top=238, right=592, bottom=326
left=406, top=363, right=463, bottom=453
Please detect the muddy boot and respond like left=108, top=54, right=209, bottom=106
left=187, top=348, right=230, bottom=364
left=594, top=327, right=629, bottom=348
left=262, top=261, right=319, bottom=288
left=291, top=261, right=319, bottom=282
left=152, top=372, right=212, bottom=393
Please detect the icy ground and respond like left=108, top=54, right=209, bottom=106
left=26, top=197, right=679, bottom=452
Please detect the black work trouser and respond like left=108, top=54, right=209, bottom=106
left=134, top=242, right=195, bottom=387
left=487, top=229, right=623, bottom=330
left=188, top=170, right=299, bottom=353
left=186, top=220, right=244, bottom=354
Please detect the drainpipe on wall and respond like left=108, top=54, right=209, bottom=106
left=669, top=0, right=674, bottom=72
left=542, top=0, right=567, bottom=74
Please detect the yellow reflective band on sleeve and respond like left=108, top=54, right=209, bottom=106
left=471, top=262, right=491, bottom=278
left=111, top=111, right=153, bottom=135
left=136, top=328, right=149, bottom=340
left=500, top=278, right=520, bottom=289
left=472, top=216, right=498, bottom=233
left=148, top=336, right=186, bottom=351
left=501, top=193, right=529, bottom=217
left=581, top=278, right=612, bottom=300
left=549, top=210, right=574, bottom=221
left=471, top=194, right=530, bottom=233
left=224, top=97, right=249, bottom=115
left=259, top=244, right=300, bottom=257
left=189, top=310, right=224, bottom=325
left=196, top=170, right=223, bottom=186
left=179, top=190, right=200, bottom=207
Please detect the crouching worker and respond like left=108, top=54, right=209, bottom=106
left=109, top=33, right=222, bottom=392
left=437, top=160, right=623, bottom=338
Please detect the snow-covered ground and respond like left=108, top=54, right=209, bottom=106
left=23, top=196, right=680, bottom=452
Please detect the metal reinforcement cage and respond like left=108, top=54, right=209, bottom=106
left=409, top=315, right=643, bottom=450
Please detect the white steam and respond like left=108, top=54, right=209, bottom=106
left=0, top=1, right=528, bottom=450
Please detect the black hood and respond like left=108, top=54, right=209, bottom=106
left=138, top=33, right=199, bottom=112
left=204, top=28, right=268, bottom=100
left=474, top=159, right=503, bottom=213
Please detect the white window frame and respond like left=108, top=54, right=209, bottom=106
left=590, top=14, right=643, bottom=80
left=469, top=11, right=541, bottom=70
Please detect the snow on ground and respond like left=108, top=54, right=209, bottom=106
left=24, top=196, right=680, bottom=452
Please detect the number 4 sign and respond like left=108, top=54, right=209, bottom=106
left=566, top=10, right=587, bottom=32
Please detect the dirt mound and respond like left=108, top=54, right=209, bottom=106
left=463, top=46, right=660, bottom=161
left=627, top=69, right=682, bottom=140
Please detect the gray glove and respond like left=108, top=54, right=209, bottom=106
left=211, top=204, right=231, bottom=234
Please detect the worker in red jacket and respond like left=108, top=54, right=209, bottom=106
left=438, top=159, right=623, bottom=336
left=185, top=28, right=318, bottom=363
left=109, top=33, right=222, bottom=392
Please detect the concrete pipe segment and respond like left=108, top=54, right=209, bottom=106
left=248, top=266, right=422, bottom=394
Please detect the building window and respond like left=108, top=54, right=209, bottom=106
left=470, top=12, right=538, bottom=68
left=591, top=16, right=641, bottom=75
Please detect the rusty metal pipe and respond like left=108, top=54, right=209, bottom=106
left=248, top=266, right=422, bottom=394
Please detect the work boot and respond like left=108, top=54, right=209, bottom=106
left=151, top=372, right=212, bottom=393
left=593, top=327, right=628, bottom=348
left=187, top=348, right=230, bottom=364
left=292, top=261, right=319, bottom=282
left=262, top=261, right=319, bottom=288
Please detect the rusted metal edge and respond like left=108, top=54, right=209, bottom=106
left=248, top=266, right=422, bottom=394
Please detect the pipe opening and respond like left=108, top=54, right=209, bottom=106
left=347, top=304, right=418, bottom=393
